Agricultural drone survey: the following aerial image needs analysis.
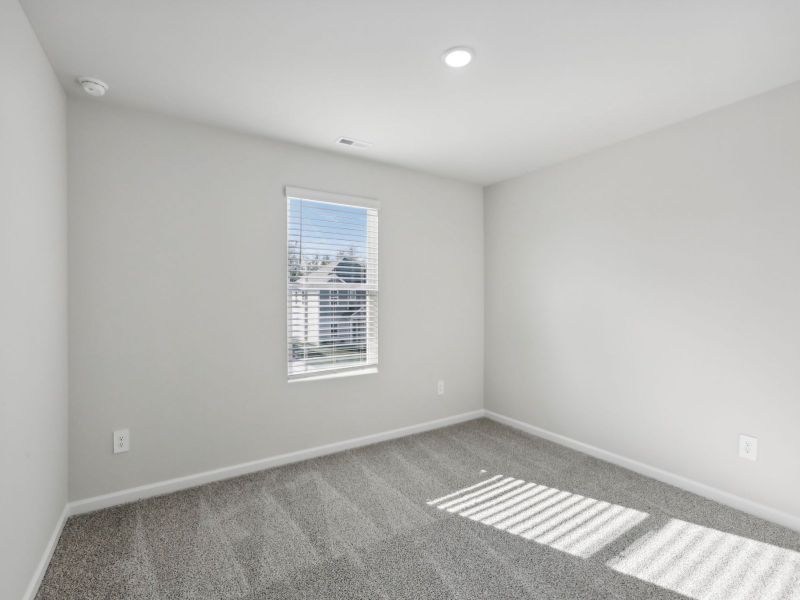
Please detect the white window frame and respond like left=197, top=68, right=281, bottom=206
left=285, top=186, right=379, bottom=382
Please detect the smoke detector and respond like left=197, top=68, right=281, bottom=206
left=336, top=137, right=372, bottom=150
left=77, top=77, right=109, bottom=97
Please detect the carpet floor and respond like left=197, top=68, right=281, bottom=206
left=37, top=418, right=800, bottom=599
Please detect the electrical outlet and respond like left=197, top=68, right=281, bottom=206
left=739, top=434, right=757, bottom=461
left=437, top=380, right=445, bottom=396
left=113, top=429, right=130, bottom=454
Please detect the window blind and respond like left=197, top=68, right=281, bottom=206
left=286, top=187, right=379, bottom=378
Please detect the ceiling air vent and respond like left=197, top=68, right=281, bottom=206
left=336, top=137, right=372, bottom=149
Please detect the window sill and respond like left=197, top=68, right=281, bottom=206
left=288, top=366, right=378, bottom=383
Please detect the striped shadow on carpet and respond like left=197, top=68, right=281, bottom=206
left=428, top=471, right=800, bottom=599
left=427, top=474, right=649, bottom=558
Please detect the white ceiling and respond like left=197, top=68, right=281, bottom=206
left=21, top=0, right=800, bottom=184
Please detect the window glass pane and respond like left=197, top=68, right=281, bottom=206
left=287, top=194, right=378, bottom=378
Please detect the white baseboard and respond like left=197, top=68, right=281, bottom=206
left=23, top=504, right=68, bottom=600
left=484, top=410, right=800, bottom=533
left=68, top=409, right=485, bottom=516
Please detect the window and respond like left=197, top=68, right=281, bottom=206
left=286, top=187, right=379, bottom=379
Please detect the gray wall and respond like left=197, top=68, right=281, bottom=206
left=485, top=82, right=800, bottom=519
left=0, top=1, right=68, bottom=598
left=67, top=100, right=484, bottom=501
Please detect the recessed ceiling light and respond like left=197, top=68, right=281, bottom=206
left=442, top=47, right=473, bottom=68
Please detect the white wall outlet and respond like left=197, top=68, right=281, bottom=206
left=437, top=380, right=445, bottom=396
left=113, top=428, right=130, bottom=454
left=739, top=434, right=757, bottom=461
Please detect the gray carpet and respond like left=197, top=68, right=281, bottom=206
left=37, top=418, right=800, bottom=599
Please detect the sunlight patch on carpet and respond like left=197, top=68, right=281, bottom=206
left=428, top=475, right=648, bottom=558
left=607, top=518, right=800, bottom=599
